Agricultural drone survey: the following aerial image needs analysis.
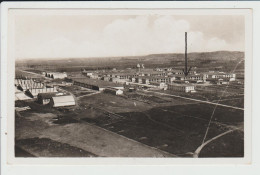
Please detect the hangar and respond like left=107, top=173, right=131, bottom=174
left=50, top=95, right=76, bottom=107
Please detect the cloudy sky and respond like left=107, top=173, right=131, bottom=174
left=14, top=13, right=244, bottom=60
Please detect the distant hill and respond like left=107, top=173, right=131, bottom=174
left=16, top=51, right=244, bottom=63
left=138, top=51, right=244, bottom=62
left=16, top=51, right=244, bottom=71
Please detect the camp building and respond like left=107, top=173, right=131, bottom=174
left=149, top=82, right=167, bottom=90
left=37, top=92, right=57, bottom=105
left=25, top=86, right=58, bottom=98
left=167, top=83, right=195, bottom=93
left=46, top=72, right=67, bottom=79
left=73, top=78, right=124, bottom=91
left=104, top=87, right=124, bottom=95
left=50, top=95, right=75, bottom=107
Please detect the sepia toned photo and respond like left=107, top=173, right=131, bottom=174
left=7, top=8, right=251, bottom=161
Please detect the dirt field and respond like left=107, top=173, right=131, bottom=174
left=15, top=89, right=244, bottom=157
left=16, top=137, right=96, bottom=157
left=153, top=84, right=244, bottom=108
left=15, top=110, right=173, bottom=157
left=78, top=92, right=199, bottom=114
left=79, top=102, right=244, bottom=157
left=199, top=130, right=244, bottom=157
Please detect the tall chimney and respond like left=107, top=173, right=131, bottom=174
left=185, top=32, right=188, bottom=75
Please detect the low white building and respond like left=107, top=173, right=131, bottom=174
left=104, top=87, right=123, bottom=95
left=61, top=82, right=73, bottom=86
left=103, top=76, right=110, bottom=81
left=111, top=77, right=128, bottom=84
left=149, top=82, right=167, bottom=90
left=167, top=83, right=195, bottom=93
left=46, top=72, right=67, bottom=79
left=204, top=72, right=236, bottom=80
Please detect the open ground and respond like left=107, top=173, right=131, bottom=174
left=15, top=83, right=244, bottom=157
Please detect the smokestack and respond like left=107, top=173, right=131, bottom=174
left=185, top=32, right=188, bottom=75
left=183, top=32, right=192, bottom=77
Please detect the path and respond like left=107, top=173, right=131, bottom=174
left=19, top=70, right=42, bottom=76
left=77, top=91, right=101, bottom=99
left=193, top=129, right=235, bottom=157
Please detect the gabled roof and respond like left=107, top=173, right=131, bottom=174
left=167, top=83, right=195, bottom=87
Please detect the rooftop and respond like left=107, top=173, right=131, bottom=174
left=52, top=95, right=75, bottom=103
left=203, top=71, right=234, bottom=75
left=136, top=76, right=171, bottom=79
left=38, top=92, right=57, bottom=98
left=72, top=78, right=124, bottom=88
left=167, top=83, right=195, bottom=87
left=175, top=74, right=204, bottom=78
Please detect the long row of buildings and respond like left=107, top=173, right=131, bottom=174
left=17, top=68, right=236, bottom=98
left=79, top=68, right=237, bottom=93
left=68, top=75, right=195, bottom=93
left=84, top=69, right=235, bottom=84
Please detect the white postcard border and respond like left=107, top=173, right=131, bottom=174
left=1, top=1, right=259, bottom=175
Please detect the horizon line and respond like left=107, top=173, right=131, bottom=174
left=15, top=50, right=245, bottom=61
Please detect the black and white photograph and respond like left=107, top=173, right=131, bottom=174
left=7, top=8, right=251, bottom=160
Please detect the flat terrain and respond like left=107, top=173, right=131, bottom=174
left=152, top=84, right=244, bottom=108
left=16, top=138, right=96, bottom=157
left=81, top=102, right=243, bottom=156
left=15, top=87, right=244, bottom=157
left=16, top=109, right=173, bottom=157
left=199, top=130, right=244, bottom=157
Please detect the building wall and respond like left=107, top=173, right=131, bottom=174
left=73, top=81, right=100, bottom=91
left=150, top=82, right=167, bottom=90
left=103, top=77, right=110, bottom=81
left=46, top=73, right=67, bottom=79
left=167, top=84, right=195, bottom=93
left=52, top=101, right=76, bottom=107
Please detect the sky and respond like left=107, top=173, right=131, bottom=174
left=14, top=13, right=245, bottom=60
